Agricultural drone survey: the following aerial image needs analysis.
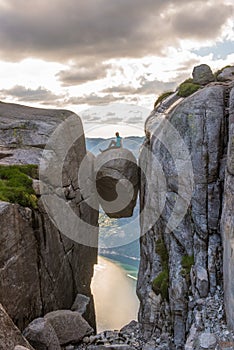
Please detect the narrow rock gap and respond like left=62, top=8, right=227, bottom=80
left=57, top=232, right=76, bottom=300
left=32, top=210, right=45, bottom=316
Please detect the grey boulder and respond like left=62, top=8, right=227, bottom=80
left=217, top=66, right=234, bottom=82
left=71, top=294, right=90, bottom=315
left=45, top=310, right=94, bottom=345
left=192, top=64, right=215, bottom=85
left=23, top=317, right=61, bottom=350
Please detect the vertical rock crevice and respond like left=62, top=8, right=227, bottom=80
left=221, top=85, right=234, bottom=329
left=137, top=82, right=234, bottom=348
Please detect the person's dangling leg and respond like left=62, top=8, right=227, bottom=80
left=108, top=140, right=116, bottom=148
left=99, top=140, right=116, bottom=152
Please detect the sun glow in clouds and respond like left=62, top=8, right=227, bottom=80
left=0, top=0, right=233, bottom=114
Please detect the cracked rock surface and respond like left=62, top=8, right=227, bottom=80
left=137, top=80, right=234, bottom=348
left=0, top=103, right=98, bottom=332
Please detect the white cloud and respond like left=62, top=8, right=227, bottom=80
left=0, top=0, right=233, bottom=112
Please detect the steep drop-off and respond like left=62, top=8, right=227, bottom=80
left=137, top=80, right=234, bottom=348
left=221, top=86, right=234, bottom=329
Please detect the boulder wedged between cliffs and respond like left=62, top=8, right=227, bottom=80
left=95, top=148, right=139, bottom=219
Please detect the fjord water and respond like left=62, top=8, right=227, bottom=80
left=91, top=256, right=139, bottom=332
left=87, top=136, right=142, bottom=332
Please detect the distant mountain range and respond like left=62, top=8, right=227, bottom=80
left=86, top=136, right=144, bottom=158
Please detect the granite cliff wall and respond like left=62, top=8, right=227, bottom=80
left=137, top=80, right=234, bottom=348
left=221, top=86, right=234, bottom=329
left=0, top=103, right=99, bottom=331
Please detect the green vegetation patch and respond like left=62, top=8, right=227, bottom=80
left=181, top=254, right=194, bottom=269
left=0, top=164, right=38, bottom=208
left=154, top=91, right=174, bottom=109
left=152, top=237, right=169, bottom=300
left=152, top=269, right=169, bottom=300
left=177, top=81, right=201, bottom=98
left=181, top=254, right=194, bottom=281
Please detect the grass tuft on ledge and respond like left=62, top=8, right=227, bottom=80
left=154, top=91, right=174, bottom=109
left=0, top=164, right=38, bottom=208
left=177, top=79, right=201, bottom=97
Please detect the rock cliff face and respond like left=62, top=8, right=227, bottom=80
left=0, top=304, right=34, bottom=350
left=0, top=102, right=71, bottom=165
left=0, top=102, right=99, bottom=331
left=221, top=86, right=234, bottom=329
left=137, top=80, right=234, bottom=348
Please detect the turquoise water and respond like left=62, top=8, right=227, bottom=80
left=101, top=255, right=139, bottom=280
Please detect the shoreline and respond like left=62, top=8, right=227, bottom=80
left=99, top=253, right=139, bottom=280
left=91, top=256, right=139, bottom=332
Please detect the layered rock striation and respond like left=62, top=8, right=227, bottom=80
left=137, top=72, right=234, bottom=348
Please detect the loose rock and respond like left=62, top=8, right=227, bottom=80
left=23, top=317, right=61, bottom=350
left=192, top=64, right=215, bottom=85
left=71, top=294, right=90, bottom=315
left=217, top=66, right=234, bottom=82
left=45, top=310, right=93, bottom=345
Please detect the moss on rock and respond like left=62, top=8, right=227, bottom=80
left=152, top=237, right=169, bottom=300
left=181, top=254, right=194, bottom=281
left=177, top=81, right=201, bottom=98
left=0, top=164, right=38, bottom=208
left=152, top=269, right=169, bottom=300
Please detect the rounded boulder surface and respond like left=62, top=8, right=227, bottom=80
left=217, top=66, right=234, bottom=82
left=23, top=317, right=60, bottom=350
left=44, top=310, right=93, bottom=345
left=95, top=148, right=139, bottom=218
left=192, top=64, right=215, bottom=85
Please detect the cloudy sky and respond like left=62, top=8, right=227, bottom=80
left=0, top=0, right=233, bottom=133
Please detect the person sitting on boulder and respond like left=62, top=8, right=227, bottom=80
left=100, top=132, right=123, bottom=152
